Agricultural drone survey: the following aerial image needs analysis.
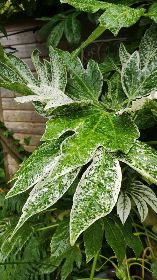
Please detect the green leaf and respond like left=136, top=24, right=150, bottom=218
left=119, top=141, right=157, bottom=185
left=83, top=220, right=104, bottom=263
left=104, top=72, right=126, bottom=111
left=152, top=261, right=157, bottom=280
left=50, top=220, right=82, bottom=280
left=121, top=51, right=141, bottom=99
left=43, top=106, right=139, bottom=172
left=119, top=43, right=130, bottom=65
left=148, top=3, right=157, bottom=24
left=7, top=53, right=37, bottom=85
left=70, top=147, right=122, bottom=245
left=62, top=53, right=103, bottom=101
left=60, top=0, right=111, bottom=13
left=61, top=245, right=82, bottom=280
left=115, top=218, right=143, bottom=258
left=64, top=14, right=81, bottom=44
left=38, top=15, right=61, bottom=38
left=6, top=141, right=61, bottom=198
left=99, top=6, right=145, bottom=36
left=0, top=62, right=23, bottom=83
left=104, top=216, right=142, bottom=264
left=48, top=21, right=64, bottom=47
left=104, top=217, right=126, bottom=264
left=139, top=24, right=157, bottom=71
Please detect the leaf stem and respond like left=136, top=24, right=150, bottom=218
left=72, top=25, right=106, bottom=58
left=90, top=251, right=99, bottom=280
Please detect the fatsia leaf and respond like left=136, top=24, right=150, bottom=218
left=70, top=147, right=122, bottom=245
left=121, top=51, right=141, bottom=99
left=119, top=43, right=130, bottom=65
left=104, top=216, right=142, bottom=264
left=148, top=4, right=157, bottom=24
left=11, top=168, right=80, bottom=234
left=139, top=24, right=157, bottom=71
left=6, top=141, right=61, bottom=198
left=113, top=216, right=143, bottom=258
left=103, top=217, right=126, bottom=264
left=62, top=53, right=103, bottom=101
left=119, top=141, right=157, bottom=185
left=60, top=0, right=111, bottom=13
left=99, top=6, right=145, bottom=36
left=64, top=14, right=81, bottom=44
left=61, top=245, right=82, bottom=280
left=6, top=53, right=37, bottom=85
left=50, top=220, right=82, bottom=280
left=83, top=220, right=104, bottom=263
left=48, top=21, right=64, bottom=47
left=117, top=191, right=131, bottom=224
left=43, top=106, right=139, bottom=175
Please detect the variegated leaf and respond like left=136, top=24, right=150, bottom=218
left=119, top=141, right=157, bottom=185
left=60, top=0, right=111, bottom=13
left=131, top=193, right=148, bottom=222
left=117, top=190, right=131, bottom=224
left=131, top=181, right=157, bottom=214
left=70, top=147, right=122, bottom=245
left=6, top=141, right=62, bottom=198
left=99, top=6, right=145, bottom=36
left=7, top=53, right=37, bottom=85
left=62, top=53, right=103, bottom=102
left=121, top=51, right=141, bottom=99
left=139, top=24, right=157, bottom=71
left=11, top=168, right=80, bottom=235
left=50, top=219, right=82, bottom=280
left=119, top=43, right=130, bottom=65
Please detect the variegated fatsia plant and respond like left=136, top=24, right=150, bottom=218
left=2, top=14, right=157, bottom=278
left=0, top=23, right=157, bottom=248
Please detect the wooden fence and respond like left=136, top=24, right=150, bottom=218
left=0, top=20, right=47, bottom=179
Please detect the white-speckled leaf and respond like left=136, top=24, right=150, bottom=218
left=62, top=53, right=103, bottom=101
left=7, top=53, right=37, bottom=85
left=121, top=51, right=141, bottom=99
left=119, top=141, right=157, bottom=185
left=148, top=4, right=157, bottom=24
left=70, top=147, right=122, bottom=245
left=6, top=141, right=61, bottom=198
left=117, top=191, right=131, bottom=224
left=11, top=168, right=80, bottom=235
left=0, top=62, right=23, bottom=83
left=15, top=84, right=73, bottom=109
left=49, top=47, right=67, bottom=91
left=139, top=24, right=157, bottom=71
left=131, top=193, right=148, bottom=222
left=99, top=6, right=145, bottom=36
left=31, top=49, right=49, bottom=84
left=43, top=107, right=140, bottom=169
left=119, top=43, right=130, bottom=65
left=60, top=0, right=111, bottom=13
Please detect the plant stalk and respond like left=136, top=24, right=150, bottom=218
left=72, top=25, right=106, bottom=58
left=90, top=251, right=99, bottom=280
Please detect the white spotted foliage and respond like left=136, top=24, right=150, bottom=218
left=117, top=180, right=157, bottom=223
left=60, top=0, right=145, bottom=35
left=2, top=26, right=157, bottom=247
